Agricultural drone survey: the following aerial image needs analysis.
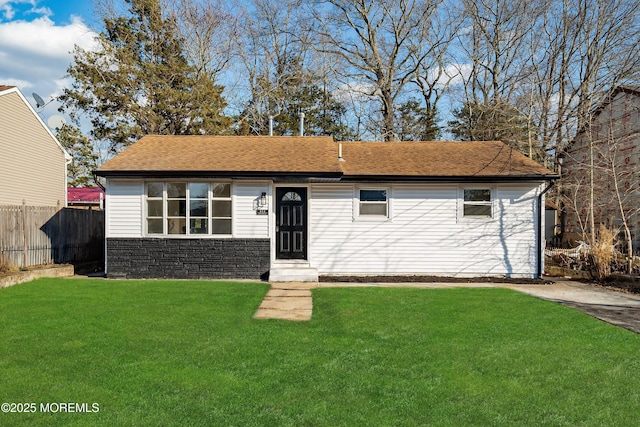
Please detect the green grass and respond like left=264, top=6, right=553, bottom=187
left=1, top=279, right=639, bottom=426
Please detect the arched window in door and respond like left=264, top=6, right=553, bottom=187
left=281, top=191, right=302, bottom=202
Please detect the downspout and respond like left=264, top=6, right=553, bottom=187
left=93, top=173, right=106, bottom=191
left=64, top=157, right=72, bottom=208
left=537, top=180, right=556, bottom=278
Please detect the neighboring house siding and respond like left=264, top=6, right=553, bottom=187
left=563, top=88, right=640, bottom=251
left=309, top=183, right=541, bottom=278
left=0, top=91, right=67, bottom=206
left=233, top=181, right=270, bottom=238
left=106, top=180, right=143, bottom=237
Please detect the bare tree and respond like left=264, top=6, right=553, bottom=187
left=452, top=0, right=640, bottom=144
left=312, top=0, right=443, bottom=141
left=562, top=88, right=640, bottom=271
left=233, top=0, right=317, bottom=134
left=456, top=0, right=543, bottom=104
left=408, top=2, right=459, bottom=137
left=166, top=0, right=238, bottom=81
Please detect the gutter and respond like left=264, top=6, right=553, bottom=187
left=93, top=170, right=344, bottom=179
left=95, top=169, right=560, bottom=183
left=536, top=180, right=556, bottom=278
left=340, top=174, right=560, bottom=183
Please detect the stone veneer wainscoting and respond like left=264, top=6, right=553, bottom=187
left=106, top=238, right=270, bottom=280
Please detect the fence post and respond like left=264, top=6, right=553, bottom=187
left=57, top=201, right=63, bottom=264
left=21, top=200, right=27, bottom=267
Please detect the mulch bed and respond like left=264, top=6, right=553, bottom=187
left=319, top=275, right=553, bottom=285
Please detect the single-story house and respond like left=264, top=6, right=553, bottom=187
left=95, top=135, right=558, bottom=280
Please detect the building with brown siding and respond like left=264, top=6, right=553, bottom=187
left=0, top=86, right=71, bottom=207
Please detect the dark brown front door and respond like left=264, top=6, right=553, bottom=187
left=276, top=187, right=307, bottom=259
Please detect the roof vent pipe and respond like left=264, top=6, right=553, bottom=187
left=268, top=115, right=274, bottom=136
left=338, top=143, right=345, bottom=162
left=299, top=112, right=305, bottom=136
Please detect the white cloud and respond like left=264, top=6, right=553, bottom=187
left=0, top=76, right=30, bottom=88
left=0, top=0, right=34, bottom=21
left=0, top=15, right=97, bottom=58
left=422, top=63, right=473, bottom=89
left=30, top=6, right=51, bottom=16
left=1, top=4, right=15, bottom=19
left=333, top=81, right=379, bottom=103
left=0, top=12, right=98, bottom=120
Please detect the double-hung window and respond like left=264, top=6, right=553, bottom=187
left=358, top=188, right=388, bottom=217
left=146, top=182, right=232, bottom=236
left=462, top=188, right=492, bottom=218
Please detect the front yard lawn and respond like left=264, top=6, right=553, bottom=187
left=1, top=279, right=639, bottom=426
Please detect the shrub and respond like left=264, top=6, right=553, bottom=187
left=590, top=224, right=617, bottom=281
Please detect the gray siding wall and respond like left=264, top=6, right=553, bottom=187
left=106, top=238, right=270, bottom=279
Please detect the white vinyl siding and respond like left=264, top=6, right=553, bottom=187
left=106, top=180, right=143, bottom=237
left=234, top=182, right=270, bottom=238
left=310, top=183, right=541, bottom=278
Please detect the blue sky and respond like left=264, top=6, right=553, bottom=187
left=0, top=0, right=98, bottom=120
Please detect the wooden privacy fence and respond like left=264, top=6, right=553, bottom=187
left=0, top=205, right=104, bottom=267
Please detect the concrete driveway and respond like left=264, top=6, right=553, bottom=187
left=505, top=278, right=640, bottom=334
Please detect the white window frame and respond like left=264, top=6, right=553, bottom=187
left=355, top=186, right=391, bottom=220
left=188, top=182, right=210, bottom=235
left=146, top=182, right=165, bottom=235
left=210, top=183, right=233, bottom=235
left=166, top=182, right=187, bottom=235
left=144, top=181, right=233, bottom=237
left=458, top=186, right=495, bottom=221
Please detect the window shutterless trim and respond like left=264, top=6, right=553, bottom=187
left=458, top=186, right=494, bottom=221
left=355, top=186, right=390, bottom=220
left=144, top=181, right=233, bottom=237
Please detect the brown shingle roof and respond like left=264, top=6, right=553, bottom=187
left=0, top=85, right=16, bottom=92
left=97, top=135, right=342, bottom=175
left=339, top=141, right=554, bottom=178
left=96, top=135, right=557, bottom=180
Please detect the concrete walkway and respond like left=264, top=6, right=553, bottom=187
left=253, top=282, right=313, bottom=321
left=253, top=279, right=640, bottom=333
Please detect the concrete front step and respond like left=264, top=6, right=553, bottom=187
left=269, top=266, right=319, bottom=282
